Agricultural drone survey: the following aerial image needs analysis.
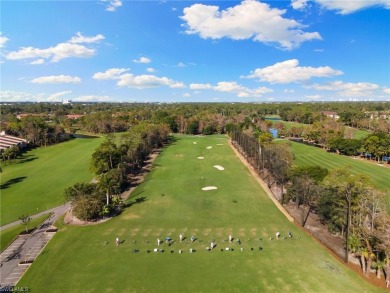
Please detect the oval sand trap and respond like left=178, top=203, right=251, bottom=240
left=197, top=157, right=204, bottom=159
left=213, top=165, right=224, bottom=171
left=193, top=142, right=197, bottom=144
left=206, top=146, right=212, bottom=149
left=202, top=186, right=218, bottom=191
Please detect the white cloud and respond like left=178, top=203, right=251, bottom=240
left=306, top=81, right=380, bottom=96
left=189, top=83, right=213, bottom=90
left=133, top=56, right=151, bottom=64
left=313, top=0, right=390, bottom=14
left=93, top=68, right=129, bottom=80
left=0, top=90, right=45, bottom=102
left=93, top=67, right=185, bottom=89
left=305, top=94, right=321, bottom=100
left=146, top=67, right=155, bottom=73
left=6, top=42, right=95, bottom=62
left=73, top=95, right=114, bottom=102
left=183, top=93, right=191, bottom=97
left=284, top=89, right=295, bottom=93
left=101, top=0, right=122, bottom=12
left=191, top=81, right=272, bottom=97
left=0, top=34, right=9, bottom=49
left=30, top=59, right=45, bottom=65
left=383, top=87, right=390, bottom=95
left=31, top=75, right=81, bottom=84
left=69, top=32, right=105, bottom=44
left=181, top=0, right=321, bottom=50
left=47, top=91, right=72, bottom=101
left=291, top=0, right=309, bottom=10
left=117, top=73, right=185, bottom=89
left=244, top=59, right=343, bottom=83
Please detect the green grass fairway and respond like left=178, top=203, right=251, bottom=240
left=18, top=135, right=384, bottom=292
left=269, top=120, right=369, bottom=139
left=290, top=141, right=390, bottom=211
left=0, top=137, right=103, bottom=225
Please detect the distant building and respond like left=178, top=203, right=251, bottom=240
left=0, top=131, right=28, bottom=151
left=16, top=113, right=47, bottom=120
left=62, top=99, right=72, bottom=104
left=65, top=114, right=84, bottom=120
left=320, top=111, right=339, bottom=120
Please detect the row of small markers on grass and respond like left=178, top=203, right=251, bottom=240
left=126, top=246, right=264, bottom=254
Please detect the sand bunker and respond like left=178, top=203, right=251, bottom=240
left=213, top=165, right=224, bottom=171
left=206, top=146, right=213, bottom=149
left=197, top=157, right=204, bottom=160
left=193, top=142, right=197, bottom=144
left=216, top=144, right=223, bottom=146
left=202, top=186, right=218, bottom=191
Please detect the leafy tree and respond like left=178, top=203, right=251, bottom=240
left=257, top=132, right=274, bottom=146
left=90, top=137, right=122, bottom=175
left=323, top=167, right=370, bottom=263
left=72, top=196, right=103, bottom=221
left=19, top=214, right=32, bottom=232
left=64, top=182, right=97, bottom=201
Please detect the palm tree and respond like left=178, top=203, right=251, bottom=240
left=99, top=171, right=119, bottom=205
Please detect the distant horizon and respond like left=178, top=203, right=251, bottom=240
left=2, top=1, right=389, bottom=103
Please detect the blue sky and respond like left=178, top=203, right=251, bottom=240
left=1, top=0, right=389, bottom=103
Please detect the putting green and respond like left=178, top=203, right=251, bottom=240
left=17, top=135, right=384, bottom=292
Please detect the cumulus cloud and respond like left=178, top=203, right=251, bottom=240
left=30, top=59, right=45, bottom=65
left=133, top=57, right=151, bottom=64
left=291, top=0, right=309, bottom=10
left=146, top=67, right=155, bottom=73
left=305, top=94, right=321, bottom=100
left=69, top=32, right=105, bottom=44
left=6, top=42, right=95, bottom=63
left=93, top=67, right=185, bottom=89
left=101, top=0, right=122, bottom=12
left=47, top=91, right=72, bottom=101
left=190, top=81, right=272, bottom=97
left=189, top=83, right=213, bottom=90
left=117, top=73, right=184, bottom=89
left=93, top=68, right=129, bottom=80
left=31, top=75, right=81, bottom=84
left=244, top=59, right=343, bottom=83
left=181, top=0, right=321, bottom=50
left=291, top=0, right=390, bottom=14
left=383, top=87, right=390, bottom=95
left=0, top=34, right=9, bottom=49
left=0, top=91, right=45, bottom=102
left=73, top=95, right=114, bottom=102
left=306, top=81, right=380, bottom=96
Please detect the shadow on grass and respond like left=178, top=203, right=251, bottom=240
left=114, top=196, right=147, bottom=217
left=125, top=196, right=147, bottom=208
left=1, top=176, right=27, bottom=190
left=18, top=156, right=38, bottom=164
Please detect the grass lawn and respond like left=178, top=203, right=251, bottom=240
left=290, top=141, right=390, bottom=210
left=0, top=214, right=50, bottom=252
left=268, top=119, right=370, bottom=140
left=18, top=135, right=384, bottom=292
left=0, top=137, right=103, bottom=225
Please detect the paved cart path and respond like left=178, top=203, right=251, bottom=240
left=0, top=203, right=70, bottom=289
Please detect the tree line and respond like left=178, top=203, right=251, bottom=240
left=64, top=122, right=169, bottom=221
left=230, top=127, right=390, bottom=286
